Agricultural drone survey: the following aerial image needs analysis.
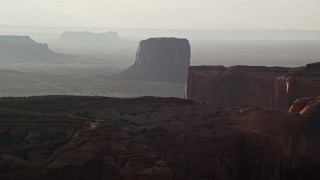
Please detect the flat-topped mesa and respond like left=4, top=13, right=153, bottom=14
left=186, top=63, right=320, bottom=111
left=117, top=37, right=191, bottom=82
left=58, top=31, right=122, bottom=44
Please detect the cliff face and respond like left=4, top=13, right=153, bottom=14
left=117, top=38, right=191, bottom=82
left=276, top=62, right=320, bottom=110
left=186, top=63, right=320, bottom=111
left=186, top=65, right=289, bottom=109
left=1, top=96, right=320, bottom=179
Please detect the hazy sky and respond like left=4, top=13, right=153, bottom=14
left=0, top=0, right=319, bottom=29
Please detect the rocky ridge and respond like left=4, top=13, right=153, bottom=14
left=0, top=96, right=320, bottom=179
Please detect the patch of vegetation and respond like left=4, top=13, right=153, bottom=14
left=113, top=118, right=141, bottom=129
left=145, top=131, right=168, bottom=140
left=120, top=112, right=139, bottom=116
left=228, top=122, right=237, bottom=126
left=74, top=111, right=95, bottom=119
left=208, top=111, right=222, bottom=117
left=188, top=113, right=198, bottom=118
left=265, top=109, right=275, bottom=114
left=0, top=96, right=115, bottom=111
left=127, top=112, right=139, bottom=116
left=312, top=79, right=320, bottom=84
left=0, top=131, right=67, bottom=148
left=149, top=108, right=160, bottom=113
left=113, top=118, right=141, bottom=131
left=166, top=119, right=173, bottom=122
left=0, top=108, right=70, bottom=122
left=204, top=122, right=214, bottom=129
left=173, top=115, right=180, bottom=120
left=0, top=132, right=25, bottom=148
left=126, top=137, right=144, bottom=145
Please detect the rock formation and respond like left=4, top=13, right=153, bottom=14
left=186, top=62, right=320, bottom=111
left=117, top=38, right=191, bottom=82
left=289, top=96, right=320, bottom=118
left=0, top=36, right=38, bottom=46
left=58, top=31, right=123, bottom=44
left=1, top=95, right=320, bottom=179
left=0, top=35, right=61, bottom=63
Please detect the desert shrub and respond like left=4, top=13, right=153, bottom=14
left=75, top=111, right=95, bottom=119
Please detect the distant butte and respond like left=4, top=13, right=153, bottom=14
left=58, top=31, right=123, bottom=44
left=117, top=37, right=191, bottom=82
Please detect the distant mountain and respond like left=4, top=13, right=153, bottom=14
left=54, top=29, right=320, bottom=41
left=2, top=24, right=320, bottom=41
left=57, top=31, right=124, bottom=45
left=112, top=29, right=320, bottom=41
left=0, top=35, right=65, bottom=63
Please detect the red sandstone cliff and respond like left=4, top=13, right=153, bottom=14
left=186, top=62, right=320, bottom=111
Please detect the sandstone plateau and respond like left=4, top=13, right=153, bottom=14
left=117, top=38, right=191, bottom=82
left=186, top=62, right=320, bottom=111
left=1, top=96, right=320, bottom=179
